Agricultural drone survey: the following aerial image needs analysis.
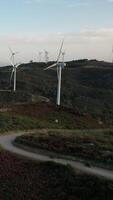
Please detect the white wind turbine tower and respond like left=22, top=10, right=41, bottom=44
left=61, top=51, right=66, bottom=63
left=44, top=40, right=66, bottom=106
left=9, top=47, right=21, bottom=92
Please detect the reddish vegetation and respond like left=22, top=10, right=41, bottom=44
left=0, top=150, right=76, bottom=200
left=10, top=102, right=105, bottom=129
left=15, top=132, right=113, bottom=165
left=11, top=102, right=54, bottom=117
left=0, top=151, right=113, bottom=200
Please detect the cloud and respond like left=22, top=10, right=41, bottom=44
left=0, top=27, right=113, bottom=64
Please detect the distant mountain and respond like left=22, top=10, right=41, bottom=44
left=0, top=59, right=113, bottom=124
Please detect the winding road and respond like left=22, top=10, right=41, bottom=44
left=0, top=132, right=113, bottom=180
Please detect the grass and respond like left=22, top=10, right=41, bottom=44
left=11, top=102, right=106, bottom=129
left=0, top=107, right=105, bottom=134
left=0, top=150, right=113, bottom=200
left=27, top=111, right=107, bottom=129
left=0, top=112, right=41, bottom=133
left=15, top=129, right=113, bottom=168
left=37, top=112, right=76, bottom=129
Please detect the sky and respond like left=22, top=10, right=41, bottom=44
left=0, top=0, right=113, bottom=65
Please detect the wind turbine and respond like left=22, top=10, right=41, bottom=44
left=39, top=51, right=42, bottom=62
left=44, top=50, right=49, bottom=63
left=9, top=47, right=20, bottom=92
left=44, top=40, right=66, bottom=106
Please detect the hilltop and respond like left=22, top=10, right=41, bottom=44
left=0, top=59, right=113, bottom=126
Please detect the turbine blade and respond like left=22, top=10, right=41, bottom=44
left=56, top=39, right=64, bottom=63
left=8, top=46, right=13, bottom=54
left=15, top=63, right=21, bottom=68
left=44, top=63, right=57, bottom=70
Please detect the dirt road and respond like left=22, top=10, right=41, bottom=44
left=0, top=132, right=113, bottom=180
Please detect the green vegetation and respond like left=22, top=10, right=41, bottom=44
left=0, top=150, right=113, bottom=200
left=0, top=110, right=106, bottom=133
left=0, top=112, right=40, bottom=132
left=0, top=99, right=105, bottom=132
left=15, top=129, right=113, bottom=168
left=37, top=111, right=93, bottom=129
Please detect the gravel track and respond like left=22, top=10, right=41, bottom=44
left=0, top=132, right=113, bottom=180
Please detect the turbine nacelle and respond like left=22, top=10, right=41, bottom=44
left=57, top=62, right=66, bottom=68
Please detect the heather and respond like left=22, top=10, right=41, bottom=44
left=0, top=151, right=113, bottom=200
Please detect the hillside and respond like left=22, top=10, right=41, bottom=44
left=0, top=59, right=113, bottom=125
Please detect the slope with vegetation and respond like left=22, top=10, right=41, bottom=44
left=0, top=102, right=106, bottom=132
left=0, top=59, right=113, bottom=122
left=15, top=129, right=113, bottom=169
